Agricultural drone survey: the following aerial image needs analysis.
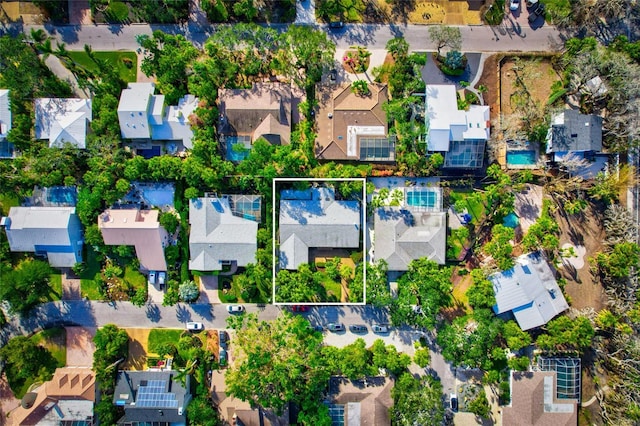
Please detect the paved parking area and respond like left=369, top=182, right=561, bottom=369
left=65, top=326, right=96, bottom=367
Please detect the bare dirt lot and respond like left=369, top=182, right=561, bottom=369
left=499, top=56, right=560, bottom=116
left=554, top=204, right=607, bottom=311
left=123, top=328, right=150, bottom=371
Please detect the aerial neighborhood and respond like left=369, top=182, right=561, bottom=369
left=0, top=0, right=639, bottom=425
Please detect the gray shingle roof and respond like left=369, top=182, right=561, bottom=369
left=279, top=187, right=361, bottom=270
left=547, top=109, right=603, bottom=153
left=374, top=207, right=446, bottom=270
left=189, top=197, right=258, bottom=271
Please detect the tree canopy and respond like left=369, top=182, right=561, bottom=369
left=391, top=372, right=445, bottom=426
left=225, top=313, right=330, bottom=421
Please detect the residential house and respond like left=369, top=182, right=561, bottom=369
left=218, top=83, right=292, bottom=161
left=489, top=252, right=569, bottom=331
left=503, top=371, right=578, bottom=426
left=7, top=367, right=95, bottom=426
left=545, top=109, right=603, bottom=163
left=117, top=82, right=199, bottom=151
left=0, top=89, right=13, bottom=158
left=189, top=195, right=258, bottom=271
left=98, top=209, right=168, bottom=272
left=425, top=84, right=489, bottom=169
left=315, top=83, right=394, bottom=161
left=34, top=98, right=92, bottom=149
left=1, top=206, right=83, bottom=267
left=210, top=370, right=289, bottom=426
left=279, top=187, right=361, bottom=270
left=374, top=187, right=446, bottom=270
left=113, top=370, right=191, bottom=426
left=326, top=376, right=394, bottom=426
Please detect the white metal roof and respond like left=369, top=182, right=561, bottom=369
left=34, top=98, right=92, bottom=149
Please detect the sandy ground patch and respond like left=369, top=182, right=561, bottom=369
left=65, top=327, right=96, bottom=367
left=499, top=57, right=560, bottom=117
left=123, top=328, right=150, bottom=371
left=560, top=243, right=586, bottom=270
left=555, top=205, right=607, bottom=311
left=514, top=184, right=543, bottom=234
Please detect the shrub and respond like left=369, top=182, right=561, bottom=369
left=105, top=1, right=129, bottom=22
left=444, top=50, right=464, bottom=70
left=179, top=280, right=199, bottom=303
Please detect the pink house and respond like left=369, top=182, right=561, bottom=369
left=98, top=209, right=168, bottom=271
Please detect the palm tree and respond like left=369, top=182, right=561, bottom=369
left=55, top=42, right=70, bottom=59
left=30, top=28, right=47, bottom=43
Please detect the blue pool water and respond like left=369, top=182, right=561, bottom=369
left=46, top=187, right=77, bottom=205
left=503, top=212, right=519, bottom=228
left=143, top=187, right=174, bottom=207
left=226, top=138, right=250, bottom=162
left=406, top=191, right=437, bottom=208
left=507, top=150, right=537, bottom=165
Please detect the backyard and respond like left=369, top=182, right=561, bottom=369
left=67, top=51, right=137, bottom=83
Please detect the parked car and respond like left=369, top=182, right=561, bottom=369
left=158, top=271, right=166, bottom=288
left=329, top=21, right=344, bottom=29
left=528, top=2, right=545, bottom=23
left=349, top=324, right=368, bottom=333
left=329, top=69, right=337, bottom=82
left=148, top=271, right=156, bottom=285
left=291, top=305, right=308, bottom=312
left=327, top=323, right=345, bottom=332
left=186, top=322, right=204, bottom=331
left=219, top=348, right=228, bottom=366
left=372, top=324, right=389, bottom=334
left=510, top=0, right=520, bottom=10
left=450, top=394, right=459, bottom=412
left=308, top=324, right=324, bottom=332
left=227, top=305, right=245, bottom=313
left=219, top=330, right=228, bottom=347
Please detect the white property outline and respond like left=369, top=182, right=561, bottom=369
left=272, top=177, right=367, bottom=306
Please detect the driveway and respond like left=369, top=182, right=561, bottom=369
left=65, top=326, right=96, bottom=367
left=421, top=52, right=482, bottom=89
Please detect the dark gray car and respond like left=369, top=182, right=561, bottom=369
left=349, top=324, right=368, bottom=333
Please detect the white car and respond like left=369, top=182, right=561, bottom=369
left=158, top=271, right=166, bottom=286
left=510, top=0, right=520, bottom=10
left=148, top=271, right=156, bottom=285
left=186, top=322, right=204, bottom=331
left=227, top=305, right=245, bottom=313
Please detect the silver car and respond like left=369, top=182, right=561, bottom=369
left=372, top=324, right=389, bottom=334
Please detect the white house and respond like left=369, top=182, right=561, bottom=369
left=35, top=98, right=92, bottom=149
left=117, top=83, right=198, bottom=149
left=425, top=84, right=489, bottom=169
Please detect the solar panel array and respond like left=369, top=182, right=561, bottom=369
left=136, top=380, right=179, bottom=408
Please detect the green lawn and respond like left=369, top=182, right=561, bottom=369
left=0, top=193, right=19, bottom=216
left=49, top=273, right=62, bottom=301
left=148, top=329, right=184, bottom=354
left=80, top=248, right=103, bottom=300
left=67, top=51, right=137, bottom=83
left=124, top=265, right=147, bottom=290
left=450, top=191, right=486, bottom=224
left=31, top=328, right=67, bottom=368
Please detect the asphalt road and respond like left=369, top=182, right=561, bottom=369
left=4, top=22, right=564, bottom=53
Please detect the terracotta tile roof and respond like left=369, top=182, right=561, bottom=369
left=503, top=371, right=577, bottom=426
left=315, top=83, right=389, bottom=160
left=98, top=209, right=168, bottom=271
left=8, top=367, right=95, bottom=426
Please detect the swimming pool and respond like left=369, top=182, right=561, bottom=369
left=46, top=187, right=77, bottom=205
left=406, top=190, right=438, bottom=208
left=507, top=150, right=537, bottom=166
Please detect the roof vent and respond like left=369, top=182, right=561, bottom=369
left=328, top=113, right=333, bottom=119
